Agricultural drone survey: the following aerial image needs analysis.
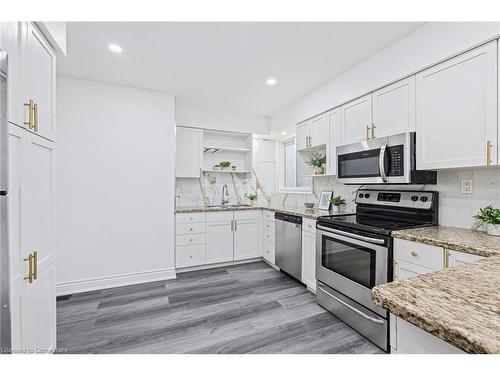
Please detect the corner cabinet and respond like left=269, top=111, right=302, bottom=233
left=416, top=41, right=498, bottom=170
left=175, top=126, right=202, bottom=178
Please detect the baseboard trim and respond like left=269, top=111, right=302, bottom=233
left=175, top=257, right=262, bottom=273
left=56, top=268, right=177, bottom=296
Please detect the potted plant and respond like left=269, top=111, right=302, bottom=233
left=473, top=205, right=500, bottom=236
left=330, top=195, right=346, bottom=213
left=245, top=193, right=258, bottom=206
left=307, top=152, right=327, bottom=175
left=219, top=161, right=231, bottom=170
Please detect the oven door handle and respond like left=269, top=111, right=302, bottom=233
left=379, top=143, right=388, bottom=182
left=316, top=225, right=386, bottom=245
left=317, top=284, right=386, bottom=325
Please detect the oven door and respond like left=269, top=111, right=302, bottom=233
left=315, top=224, right=388, bottom=316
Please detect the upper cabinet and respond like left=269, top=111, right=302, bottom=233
left=372, top=76, right=416, bottom=138
left=296, top=113, right=328, bottom=151
left=175, top=126, right=202, bottom=178
left=416, top=41, right=498, bottom=170
left=340, top=94, right=372, bottom=144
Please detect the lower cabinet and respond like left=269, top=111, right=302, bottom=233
left=262, top=211, right=275, bottom=265
left=234, top=219, right=260, bottom=260
left=206, top=219, right=233, bottom=264
left=301, top=218, right=316, bottom=292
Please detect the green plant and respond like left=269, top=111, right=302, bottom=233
left=219, top=161, right=231, bottom=169
left=307, top=152, right=326, bottom=168
left=245, top=193, right=258, bottom=201
left=330, top=195, right=346, bottom=207
left=473, top=205, right=500, bottom=225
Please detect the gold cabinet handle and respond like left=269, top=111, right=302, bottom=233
left=23, top=253, right=34, bottom=283
left=393, top=259, right=398, bottom=281
left=24, top=99, right=34, bottom=130
left=33, top=251, right=38, bottom=280
left=366, top=125, right=370, bottom=140
left=33, top=103, right=39, bottom=132
left=410, top=251, right=418, bottom=257
left=371, top=124, right=376, bottom=139
left=486, top=140, right=493, bottom=166
left=444, top=249, right=452, bottom=268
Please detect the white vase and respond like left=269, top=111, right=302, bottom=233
left=486, top=223, right=500, bottom=236
left=331, top=205, right=341, bottom=213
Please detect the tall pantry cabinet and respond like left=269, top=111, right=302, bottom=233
left=2, top=21, right=61, bottom=353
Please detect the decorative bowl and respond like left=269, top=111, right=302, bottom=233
left=304, top=202, right=315, bottom=209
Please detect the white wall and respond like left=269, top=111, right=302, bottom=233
left=270, top=22, right=500, bottom=130
left=176, top=104, right=269, bottom=134
left=56, top=77, right=176, bottom=294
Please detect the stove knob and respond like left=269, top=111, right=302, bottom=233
left=358, top=193, right=364, bottom=198
left=420, top=196, right=428, bottom=202
left=364, top=193, right=370, bottom=199
left=411, top=195, right=419, bottom=202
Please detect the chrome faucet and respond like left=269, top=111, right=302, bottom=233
left=222, top=184, right=230, bottom=206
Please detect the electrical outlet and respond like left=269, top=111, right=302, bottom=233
left=461, top=178, right=474, bottom=194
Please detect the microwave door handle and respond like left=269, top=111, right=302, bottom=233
left=379, top=143, right=388, bottom=182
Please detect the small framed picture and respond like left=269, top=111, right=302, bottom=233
left=318, top=191, right=333, bottom=210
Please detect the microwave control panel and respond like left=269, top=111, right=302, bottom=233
left=387, top=145, right=404, bottom=176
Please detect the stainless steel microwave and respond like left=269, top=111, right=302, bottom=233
left=336, top=132, right=437, bottom=184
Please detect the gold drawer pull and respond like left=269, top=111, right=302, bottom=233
left=33, top=251, right=38, bottom=280
left=366, top=125, right=370, bottom=140
left=410, top=251, right=418, bottom=257
left=33, top=103, right=39, bottom=132
left=24, top=99, right=34, bottom=130
left=23, top=253, right=34, bottom=283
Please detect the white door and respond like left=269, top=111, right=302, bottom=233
left=175, top=127, right=202, bottom=177
left=310, top=114, right=328, bottom=147
left=23, top=23, right=56, bottom=141
left=327, top=107, right=341, bottom=175
left=206, top=221, right=234, bottom=264
left=233, top=220, right=259, bottom=260
left=296, top=122, right=310, bottom=151
left=372, top=76, right=416, bottom=138
left=301, top=231, right=316, bottom=291
left=416, top=41, right=498, bottom=169
left=340, top=94, right=372, bottom=144
left=9, top=129, right=56, bottom=353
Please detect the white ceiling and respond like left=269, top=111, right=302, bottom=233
left=58, top=22, right=424, bottom=117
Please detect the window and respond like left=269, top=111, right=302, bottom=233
left=277, top=137, right=312, bottom=193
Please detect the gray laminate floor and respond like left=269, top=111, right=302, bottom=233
left=57, top=261, right=383, bottom=354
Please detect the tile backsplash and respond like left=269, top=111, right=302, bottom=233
left=176, top=138, right=500, bottom=230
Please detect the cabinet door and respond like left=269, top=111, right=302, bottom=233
left=327, top=107, right=340, bottom=175
left=23, top=23, right=56, bottom=141
left=393, top=259, right=435, bottom=281
left=296, top=122, right=310, bottom=151
left=263, top=239, right=275, bottom=265
left=340, top=94, right=372, bottom=144
left=176, top=127, right=202, bottom=178
left=301, top=231, right=316, bottom=291
left=0, top=22, right=24, bottom=127
left=233, top=219, right=259, bottom=260
left=447, top=250, right=484, bottom=267
left=372, top=76, right=415, bottom=138
left=416, top=41, right=498, bottom=169
left=206, top=221, right=234, bottom=264
left=310, top=114, right=328, bottom=147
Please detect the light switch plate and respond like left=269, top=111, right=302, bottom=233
left=461, top=178, right=474, bottom=194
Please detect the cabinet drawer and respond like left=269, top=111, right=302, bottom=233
left=302, top=218, right=316, bottom=234
left=176, top=222, right=206, bottom=235
left=263, top=219, right=275, bottom=233
left=394, top=239, right=443, bottom=271
left=206, top=211, right=233, bottom=222
left=176, top=233, right=205, bottom=246
left=263, top=239, right=275, bottom=264
left=176, top=244, right=206, bottom=268
left=234, top=210, right=260, bottom=220
left=263, top=229, right=275, bottom=243
left=262, top=210, right=275, bottom=222
left=176, top=212, right=206, bottom=224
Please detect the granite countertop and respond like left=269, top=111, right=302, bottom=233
left=373, top=225, right=500, bottom=353
left=175, top=204, right=354, bottom=220
left=392, top=226, right=500, bottom=257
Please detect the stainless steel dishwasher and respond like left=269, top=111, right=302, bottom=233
left=275, top=212, right=302, bottom=280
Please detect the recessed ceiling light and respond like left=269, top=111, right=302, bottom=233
left=281, top=132, right=287, bottom=136
left=266, top=78, right=277, bottom=86
left=108, top=44, right=123, bottom=53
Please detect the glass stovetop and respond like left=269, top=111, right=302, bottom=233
left=318, top=214, right=423, bottom=233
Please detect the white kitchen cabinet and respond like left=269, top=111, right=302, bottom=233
left=446, top=249, right=485, bottom=267
left=296, top=113, right=328, bottom=151
left=327, top=107, right=340, bottom=175
left=296, top=121, right=310, bottom=151
left=262, top=239, right=275, bottom=264
left=233, top=219, right=260, bottom=260
left=175, top=126, right=202, bottom=178
left=393, top=238, right=444, bottom=281
left=8, top=124, right=56, bottom=353
left=22, top=22, right=56, bottom=141
left=416, top=41, right=498, bottom=170
left=372, top=76, right=415, bottom=138
left=340, top=94, right=372, bottom=144
left=206, top=220, right=234, bottom=264
left=301, top=221, right=316, bottom=292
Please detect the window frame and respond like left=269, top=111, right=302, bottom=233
left=276, top=136, right=312, bottom=194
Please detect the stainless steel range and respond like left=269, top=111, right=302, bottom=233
left=315, top=189, right=438, bottom=351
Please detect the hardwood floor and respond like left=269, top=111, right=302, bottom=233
left=56, top=261, right=383, bottom=354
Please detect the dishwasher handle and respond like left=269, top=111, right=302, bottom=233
left=274, top=212, right=302, bottom=225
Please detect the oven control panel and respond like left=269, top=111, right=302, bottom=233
left=356, top=190, right=435, bottom=209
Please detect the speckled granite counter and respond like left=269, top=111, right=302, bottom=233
left=392, top=226, right=500, bottom=257
left=372, top=225, right=500, bottom=353
left=175, top=205, right=353, bottom=220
